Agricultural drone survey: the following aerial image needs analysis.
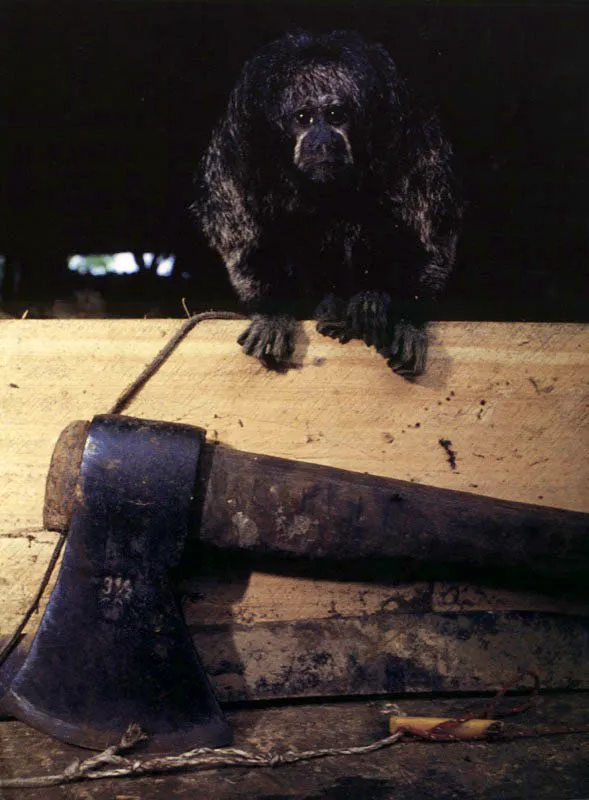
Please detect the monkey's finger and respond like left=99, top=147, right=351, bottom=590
left=388, top=345, right=427, bottom=377
left=334, top=329, right=351, bottom=344
left=316, top=321, right=350, bottom=343
left=314, top=293, right=346, bottom=320
left=271, top=327, right=295, bottom=360
left=237, top=326, right=254, bottom=347
left=363, top=321, right=381, bottom=348
left=346, top=291, right=392, bottom=349
left=239, top=333, right=259, bottom=356
left=262, top=328, right=277, bottom=356
left=373, top=326, right=391, bottom=351
left=390, top=361, right=419, bottom=378
left=240, top=331, right=268, bottom=359
left=316, top=323, right=337, bottom=337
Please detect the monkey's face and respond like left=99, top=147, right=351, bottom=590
left=287, top=99, right=355, bottom=185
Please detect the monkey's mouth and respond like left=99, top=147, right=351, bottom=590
left=298, top=159, right=353, bottom=184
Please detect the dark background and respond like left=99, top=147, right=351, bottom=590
left=0, top=1, right=587, bottom=320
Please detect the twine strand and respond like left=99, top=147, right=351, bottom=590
left=0, top=726, right=404, bottom=789
left=0, top=532, right=66, bottom=668
left=107, top=310, right=247, bottom=415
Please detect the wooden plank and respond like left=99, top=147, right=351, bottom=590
left=1, top=695, right=588, bottom=799
left=6, top=575, right=589, bottom=699
left=188, top=610, right=589, bottom=701
left=0, top=320, right=588, bottom=697
left=182, top=571, right=589, bottom=625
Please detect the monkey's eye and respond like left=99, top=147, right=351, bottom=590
left=326, top=106, right=347, bottom=126
left=295, top=109, right=314, bottom=127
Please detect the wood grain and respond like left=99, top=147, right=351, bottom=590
left=1, top=319, right=588, bottom=697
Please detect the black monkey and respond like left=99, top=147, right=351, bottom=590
left=194, top=30, right=461, bottom=376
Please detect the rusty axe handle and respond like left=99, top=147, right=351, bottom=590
left=44, top=416, right=589, bottom=586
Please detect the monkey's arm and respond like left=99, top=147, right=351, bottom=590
left=208, top=228, right=300, bottom=368
left=229, top=236, right=303, bottom=368
left=384, top=229, right=458, bottom=377
left=382, top=120, right=461, bottom=377
left=373, top=233, right=457, bottom=378
left=196, top=120, right=300, bottom=368
left=199, top=213, right=299, bottom=368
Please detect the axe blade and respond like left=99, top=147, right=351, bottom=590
left=3, top=415, right=232, bottom=753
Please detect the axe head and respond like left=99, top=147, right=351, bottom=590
left=3, top=415, right=232, bottom=752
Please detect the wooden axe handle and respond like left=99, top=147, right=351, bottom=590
left=43, top=420, right=90, bottom=532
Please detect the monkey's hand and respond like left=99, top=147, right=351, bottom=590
left=316, top=291, right=393, bottom=351
left=384, top=320, right=428, bottom=378
left=345, top=291, right=392, bottom=350
left=237, top=314, right=297, bottom=369
left=314, top=294, right=350, bottom=342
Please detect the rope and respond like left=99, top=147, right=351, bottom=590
left=107, top=310, right=247, bottom=414
left=2, top=707, right=589, bottom=789
left=0, top=532, right=66, bottom=668
left=0, top=724, right=405, bottom=789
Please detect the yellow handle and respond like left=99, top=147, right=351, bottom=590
left=389, top=716, right=502, bottom=740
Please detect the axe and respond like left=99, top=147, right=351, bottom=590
left=45, top=415, right=589, bottom=587
left=2, top=414, right=588, bottom=753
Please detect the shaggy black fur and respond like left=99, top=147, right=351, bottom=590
left=193, top=30, right=461, bottom=376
